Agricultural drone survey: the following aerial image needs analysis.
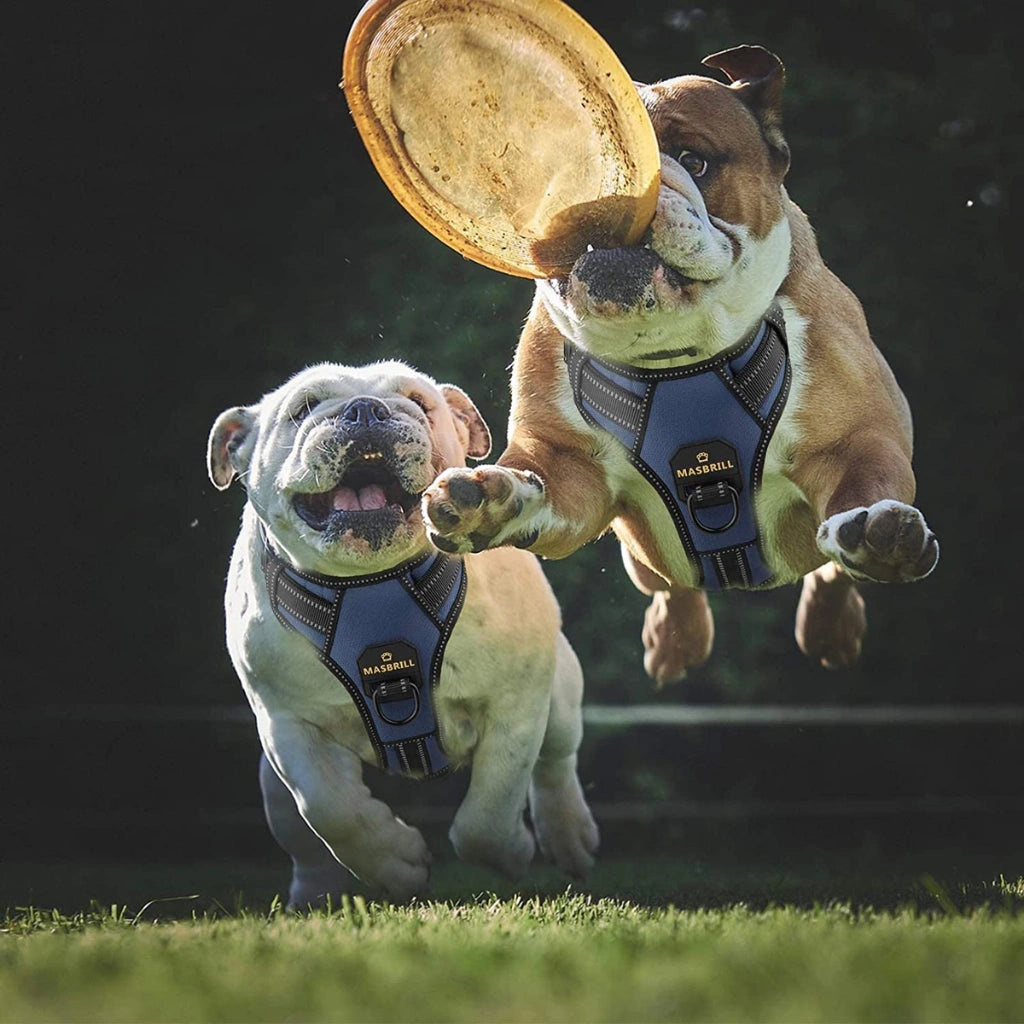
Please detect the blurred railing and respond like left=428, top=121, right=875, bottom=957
left=5, top=702, right=1023, bottom=860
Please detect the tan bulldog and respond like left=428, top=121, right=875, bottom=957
left=423, top=45, right=938, bottom=683
left=208, top=361, right=597, bottom=907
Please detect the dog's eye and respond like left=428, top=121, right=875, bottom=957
left=678, top=151, right=709, bottom=179
left=407, top=393, right=431, bottom=416
left=290, top=398, right=318, bottom=424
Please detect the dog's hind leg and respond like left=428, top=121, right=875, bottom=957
left=621, top=546, right=714, bottom=685
left=528, top=634, right=600, bottom=878
left=794, top=561, right=866, bottom=669
left=259, top=752, right=350, bottom=912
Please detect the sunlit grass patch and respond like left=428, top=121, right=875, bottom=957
left=3, top=886, right=1024, bottom=1023
left=997, top=874, right=1024, bottom=900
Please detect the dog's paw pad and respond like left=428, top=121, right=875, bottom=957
left=428, top=531, right=465, bottom=554
left=422, top=467, right=542, bottom=552
left=819, top=500, right=938, bottom=583
left=447, top=475, right=486, bottom=509
left=835, top=508, right=868, bottom=550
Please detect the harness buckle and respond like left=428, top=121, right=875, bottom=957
left=686, top=482, right=741, bottom=533
left=358, top=640, right=426, bottom=727
left=671, top=439, right=743, bottom=534
left=372, top=678, right=422, bottom=726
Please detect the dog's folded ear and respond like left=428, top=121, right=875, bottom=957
left=702, top=45, right=790, bottom=177
left=207, top=406, right=258, bottom=490
left=440, top=384, right=492, bottom=461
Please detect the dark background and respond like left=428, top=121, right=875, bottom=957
left=4, top=0, right=1022, bottom=873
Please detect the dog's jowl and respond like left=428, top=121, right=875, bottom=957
left=424, top=45, right=938, bottom=682
left=208, top=361, right=598, bottom=907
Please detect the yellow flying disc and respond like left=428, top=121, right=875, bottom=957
left=342, top=0, right=660, bottom=278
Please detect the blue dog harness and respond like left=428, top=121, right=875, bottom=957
left=261, top=537, right=465, bottom=778
left=564, top=304, right=790, bottom=590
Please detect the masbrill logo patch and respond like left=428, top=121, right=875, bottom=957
left=670, top=439, right=742, bottom=500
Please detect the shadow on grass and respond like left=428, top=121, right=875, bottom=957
left=4, top=842, right=1022, bottom=921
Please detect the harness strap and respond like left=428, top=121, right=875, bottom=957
left=564, top=304, right=790, bottom=590
left=260, top=537, right=465, bottom=778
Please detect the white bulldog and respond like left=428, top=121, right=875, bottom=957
left=207, top=360, right=598, bottom=907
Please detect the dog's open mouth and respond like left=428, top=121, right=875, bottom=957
left=292, top=454, right=421, bottom=534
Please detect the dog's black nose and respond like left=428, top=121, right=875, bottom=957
left=572, top=246, right=665, bottom=306
left=341, top=396, right=392, bottom=426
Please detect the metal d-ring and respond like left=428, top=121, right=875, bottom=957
left=687, top=484, right=741, bottom=534
left=373, top=680, right=421, bottom=726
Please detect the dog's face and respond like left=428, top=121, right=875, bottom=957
left=208, top=361, right=490, bottom=575
left=538, top=45, right=793, bottom=362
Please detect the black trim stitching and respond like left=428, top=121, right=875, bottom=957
left=312, top=649, right=387, bottom=772
left=428, top=565, right=467, bottom=690
left=417, top=552, right=448, bottom=594
left=710, top=547, right=752, bottom=588
left=736, top=331, right=785, bottom=408
left=751, top=347, right=792, bottom=496
left=625, top=451, right=704, bottom=585
left=579, top=364, right=645, bottom=432
left=267, top=545, right=432, bottom=591
left=568, top=310, right=768, bottom=385
left=415, top=554, right=461, bottom=616
left=275, top=574, right=336, bottom=634
left=711, top=550, right=729, bottom=588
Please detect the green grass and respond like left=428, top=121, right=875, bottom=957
left=2, top=861, right=1024, bottom=1023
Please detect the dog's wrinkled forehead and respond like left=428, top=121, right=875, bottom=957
left=262, top=360, right=442, bottom=423
left=639, top=76, right=767, bottom=163
left=635, top=72, right=789, bottom=240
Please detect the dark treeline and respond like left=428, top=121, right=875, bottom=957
left=5, top=0, right=1020, bottom=837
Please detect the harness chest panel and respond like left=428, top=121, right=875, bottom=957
left=261, top=541, right=465, bottom=778
left=564, top=306, right=790, bottom=589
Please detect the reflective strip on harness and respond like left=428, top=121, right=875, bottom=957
left=564, top=305, right=790, bottom=590
left=261, top=538, right=465, bottom=777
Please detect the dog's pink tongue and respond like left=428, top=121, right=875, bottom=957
left=331, top=484, right=388, bottom=511
left=332, top=487, right=360, bottom=512
left=358, top=484, right=387, bottom=510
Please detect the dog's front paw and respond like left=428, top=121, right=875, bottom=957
left=369, top=822, right=433, bottom=902
left=286, top=863, right=352, bottom=913
left=530, top=777, right=600, bottom=880
left=422, top=466, right=544, bottom=554
left=449, top=815, right=537, bottom=880
left=818, top=500, right=939, bottom=583
left=343, top=818, right=432, bottom=903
